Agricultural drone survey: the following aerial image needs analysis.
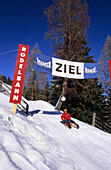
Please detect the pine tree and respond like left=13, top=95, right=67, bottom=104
left=99, top=35, right=111, bottom=125
left=25, top=43, right=49, bottom=101
left=44, top=0, right=90, bottom=110
left=25, top=43, right=41, bottom=100
left=7, top=77, right=12, bottom=85
left=45, top=0, right=104, bottom=124
left=1, top=75, right=7, bottom=83
left=48, top=77, right=63, bottom=106
left=0, top=74, right=12, bottom=85
left=99, top=35, right=111, bottom=94
left=37, top=72, right=49, bottom=101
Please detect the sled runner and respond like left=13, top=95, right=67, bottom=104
left=70, top=122, right=79, bottom=129
left=61, top=120, right=79, bottom=129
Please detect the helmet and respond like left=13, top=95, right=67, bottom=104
left=64, top=109, right=67, bottom=112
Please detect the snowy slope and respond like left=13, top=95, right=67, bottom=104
left=0, top=93, right=111, bottom=170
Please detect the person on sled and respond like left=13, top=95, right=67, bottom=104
left=61, top=109, right=79, bottom=129
left=61, top=109, right=72, bottom=129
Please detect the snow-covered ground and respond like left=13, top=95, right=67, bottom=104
left=0, top=92, right=111, bottom=170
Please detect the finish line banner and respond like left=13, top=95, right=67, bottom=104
left=34, top=53, right=98, bottom=79
left=34, top=53, right=52, bottom=74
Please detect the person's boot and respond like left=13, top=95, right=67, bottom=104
left=68, top=123, right=72, bottom=129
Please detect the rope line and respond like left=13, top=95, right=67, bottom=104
left=0, top=49, right=18, bottom=56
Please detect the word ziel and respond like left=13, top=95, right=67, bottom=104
left=52, top=58, right=84, bottom=79
left=10, top=44, right=29, bottom=104
left=55, top=63, right=81, bottom=75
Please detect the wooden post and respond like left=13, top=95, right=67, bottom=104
left=92, top=112, right=96, bottom=126
left=12, top=104, right=17, bottom=114
left=55, top=78, right=67, bottom=110
left=26, top=103, right=29, bottom=115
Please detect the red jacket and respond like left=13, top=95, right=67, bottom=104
left=61, top=112, right=71, bottom=121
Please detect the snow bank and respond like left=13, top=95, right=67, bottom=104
left=28, top=100, right=55, bottom=112
left=0, top=92, right=111, bottom=170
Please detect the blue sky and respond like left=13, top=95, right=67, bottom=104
left=0, top=0, right=111, bottom=80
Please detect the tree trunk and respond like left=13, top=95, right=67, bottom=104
left=31, top=84, right=34, bottom=101
left=0, top=80, right=2, bottom=92
left=31, top=70, right=35, bottom=101
left=55, top=78, right=68, bottom=110
left=109, top=88, right=111, bottom=126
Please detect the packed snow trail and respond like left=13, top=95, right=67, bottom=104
left=0, top=93, right=111, bottom=170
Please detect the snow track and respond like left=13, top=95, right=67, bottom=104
left=0, top=93, right=111, bottom=170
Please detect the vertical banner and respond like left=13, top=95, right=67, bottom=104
left=109, top=60, right=111, bottom=86
left=9, top=44, right=30, bottom=104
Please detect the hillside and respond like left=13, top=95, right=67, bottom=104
left=0, top=92, right=111, bottom=170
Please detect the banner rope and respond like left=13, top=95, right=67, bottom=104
left=0, top=49, right=18, bottom=56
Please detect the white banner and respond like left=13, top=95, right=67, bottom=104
left=52, top=58, right=84, bottom=79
